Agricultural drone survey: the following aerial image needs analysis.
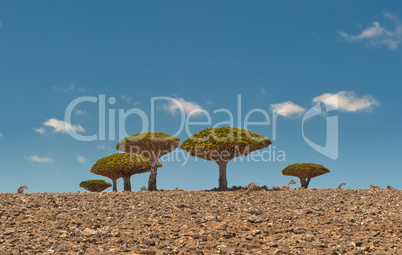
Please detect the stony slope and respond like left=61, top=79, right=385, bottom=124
left=0, top=189, right=401, bottom=254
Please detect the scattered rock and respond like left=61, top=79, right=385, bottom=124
left=0, top=189, right=400, bottom=253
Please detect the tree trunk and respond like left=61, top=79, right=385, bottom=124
left=218, top=161, right=228, bottom=191
left=306, top=177, right=311, bottom=189
left=112, top=179, right=117, bottom=192
left=147, top=159, right=158, bottom=191
left=300, top=177, right=311, bottom=189
left=123, top=176, right=131, bottom=191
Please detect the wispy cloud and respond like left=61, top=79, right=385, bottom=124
left=270, top=101, right=305, bottom=118
left=261, top=88, right=267, bottom=95
left=74, top=109, right=87, bottom=115
left=24, top=155, right=54, bottom=163
left=121, top=95, right=139, bottom=106
left=313, top=91, right=379, bottom=112
left=63, top=83, right=75, bottom=92
left=340, top=12, right=402, bottom=50
left=97, top=145, right=107, bottom=150
left=0, top=132, right=3, bottom=137
left=77, top=156, right=88, bottom=164
left=34, top=127, right=46, bottom=134
left=35, top=118, right=85, bottom=134
left=163, top=98, right=204, bottom=116
left=53, top=83, right=86, bottom=92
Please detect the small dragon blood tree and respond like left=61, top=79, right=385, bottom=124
left=79, top=180, right=112, bottom=192
left=282, top=163, right=330, bottom=188
left=90, top=157, right=122, bottom=192
left=116, top=132, right=180, bottom=191
left=180, top=126, right=272, bottom=190
left=91, top=153, right=161, bottom=192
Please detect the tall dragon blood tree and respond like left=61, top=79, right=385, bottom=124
left=180, top=126, right=272, bottom=190
left=282, top=163, right=330, bottom=188
left=91, top=153, right=161, bottom=191
left=116, top=132, right=180, bottom=191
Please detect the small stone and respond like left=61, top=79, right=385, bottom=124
left=3, top=229, right=15, bottom=236
left=293, top=227, right=308, bottom=234
left=352, top=241, right=364, bottom=247
left=204, top=216, right=215, bottom=221
left=111, top=230, right=120, bottom=237
left=248, top=215, right=262, bottom=223
left=81, top=228, right=97, bottom=237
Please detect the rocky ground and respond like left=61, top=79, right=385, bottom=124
left=0, top=189, right=401, bottom=255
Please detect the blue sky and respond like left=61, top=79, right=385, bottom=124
left=0, top=1, right=401, bottom=192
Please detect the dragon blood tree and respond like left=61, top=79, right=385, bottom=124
left=180, top=126, right=272, bottom=190
left=282, top=163, right=330, bottom=188
left=116, top=132, right=180, bottom=191
left=79, top=180, right=112, bottom=192
left=90, top=159, right=122, bottom=192
left=91, top=153, right=161, bottom=191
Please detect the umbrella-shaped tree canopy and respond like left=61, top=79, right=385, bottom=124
left=91, top=153, right=162, bottom=191
left=180, top=126, right=272, bottom=190
left=282, top=163, right=330, bottom=188
left=116, top=132, right=180, bottom=191
left=90, top=159, right=122, bottom=192
left=116, top=132, right=180, bottom=158
left=79, top=180, right=112, bottom=192
left=180, top=126, right=271, bottom=160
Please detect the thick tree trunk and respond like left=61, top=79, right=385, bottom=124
left=112, top=179, right=117, bottom=192
left=299, top=177, right=311, bottom=189
left=123, top=176, right=131, bottom=191
left=300, top=178, right=306, bottom=188
left=218, top=161, right=228, bottom=191
left=147, top=159, right=158, bottom=191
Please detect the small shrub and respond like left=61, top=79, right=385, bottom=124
left=337, top=183, right=346, bottom=189
left=17, top=185, right=28, bottom=194
left=230, top=185, right=245, bottom=191
left=245, top=182, right=260, bottom=195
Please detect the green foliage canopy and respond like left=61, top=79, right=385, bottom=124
left=91, top=153, right=161, bottom=172
left=180, top=126, right=271, bottom=161
left=79, top=179, right=112, bottom=192
left=282, top=163, right=330, bottom=179
left=79, top=179, right=112, bottom=187
left=117, top=132, right=181, bottom=143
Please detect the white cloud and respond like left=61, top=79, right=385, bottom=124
left=313, top=91, right=379, bottom=112
left=121, top=95, right=138, bottom=106
left=34, top=127, right=46, bottom=134
left=261, top=88, right=267, bottom=95
left=24, top=155, right=54, bottom=163
left=270, top=101, right=305, bottom=118
left=35, top=118, right=85, bottom=134
left=0, top=132, right=3, bottom=137
left=74, top=109, right=87, bottom=115
left=64, top=83, right=75, bottom=92
left=77, top=156, right=88, bottom=164
left=163, top=98, right=204, bottom=116
left=340, top=12, right=402, bottom=49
